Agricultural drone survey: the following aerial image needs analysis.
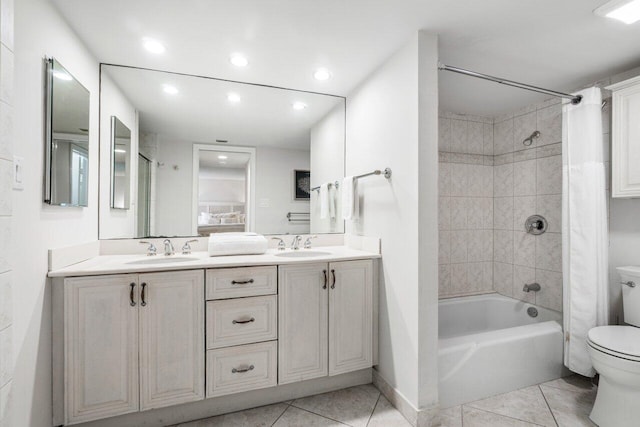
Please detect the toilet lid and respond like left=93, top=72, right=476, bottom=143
left=588, top=326, right=640, bottom=358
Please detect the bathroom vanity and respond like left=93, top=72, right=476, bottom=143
left=48, top=246, right=379, bottom=426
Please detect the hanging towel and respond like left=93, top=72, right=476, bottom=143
left=328, top=183, right=336, bottom=220
left=562, top=87, right=609, bottom=377
left=320, top=183, right=330, bottom=219
left=341, top=176, right=358, bottom=220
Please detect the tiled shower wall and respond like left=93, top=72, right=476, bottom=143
left=438, top=99, right=566, bottom=312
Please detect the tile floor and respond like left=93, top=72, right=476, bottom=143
left=174, top=375, right=597, bottom=427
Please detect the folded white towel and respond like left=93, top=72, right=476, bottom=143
left=341, top=176, right=358, bottom=220
left=320, top=183, right=329, bottom=219
left=208, top=233, right=268, bottom=256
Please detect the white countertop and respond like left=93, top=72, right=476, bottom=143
left=48, top=246, right=380, bottom=278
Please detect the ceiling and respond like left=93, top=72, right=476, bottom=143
left=53, top=0, right=640, bottom=116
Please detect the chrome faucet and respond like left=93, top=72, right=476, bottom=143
left=271, top=237, right=286, bottom=251
left=523, top=282, right=541, bottom=293
left=181, top=239, right=198, bottom=255
left=163, top=239, right=175, bottom=256
left=140, top=241, right=157, bottom=256
left=304, top=235, right=317, bottom=249
left=291, top=235, right=302, bottom=250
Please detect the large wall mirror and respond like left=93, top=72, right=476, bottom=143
left=98, top=65, right=345, bottom=239
left=44, top=58, right=90, bottom=206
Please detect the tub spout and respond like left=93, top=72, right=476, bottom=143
left=523, top=282, right=541, bottom=292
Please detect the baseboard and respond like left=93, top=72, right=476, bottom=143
left=372, top=369, right=440, bottom=427
left=73, top=369, right=372, bottom=427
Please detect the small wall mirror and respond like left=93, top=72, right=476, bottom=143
left=44, top=58, right=90, bottom=206
left=111, top=116, right=131, bottom=209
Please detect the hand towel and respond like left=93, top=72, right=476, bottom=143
left=328, top=184, right=336, bottom=220
left=320, top=183, right=329, bottom=219
left=341, top=176, right=358, bottom=220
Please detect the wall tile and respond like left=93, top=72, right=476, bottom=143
left=513, top=111, right=537, bottom=152
left=0, top=46, right=12, bottom=105
left=483, top=123, right=494, bottom=155
left=468, top=262, right=493, bottom=293
left=439, top=162, right=451, bottom=196
left=467, top=197, right=492, bottom=230
left=494, top=119, right=513, bottom=155
left=537, top=103, right=562, bottom=146
left=439, top=231, right=451, bottom=265
left=494, top=262, right=513, bottom=297
left=0, top=326, right=11, bottom=387
left=451, top=119, right=468, bottom=153
left=468, top=230, right=493, bottom=262
left=536, top=155, right=562, bottom=195
left=450, top=163, right=468, bottom=196
left=493, top=163, right=514, bottom=197
left=0, top=273, right=9, bottom=331
left=513, top=148, right=536, bottom=162
left=450, top=197, right=467, bottom=230
left=493, top=152, right=513, bottom=166
left=439, top=117, right=452, bottom=152
left=493, top=197, right=514, bottom=231
left=493, top=230, right=514, bottom=264
left=535, top=232, right=562, bottom=272
left=536, top=142, right=562, bottom=159
left=450, top=230, right=468, bottom=263
left=602, top=133, right=610, bottom=163
left=439, top=196, right=451, bottom=230
left=536, top=269, right=563, bottom=312
left=468, top=165, right=493, bottom=197
left=513, top=232, right=535, bottom=267
left=439, top=264, right=451, bottom=295
left=467, top=121, right=484, bottom=155
left=513, top=159, right=537, bottom=196
left=513, top=196, right=536, bottom=232
left=536, top=194, right=561, bottom=233
left=451, top=263, right=468, bottom=295
left=513, top=265, right=536, bottom=304
left=0, top=159, right=10, bottom=216
left=0, top=102, right=12, bottom=161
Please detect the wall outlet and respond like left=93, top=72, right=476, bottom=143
left=13, top=155, right=24, bottom=190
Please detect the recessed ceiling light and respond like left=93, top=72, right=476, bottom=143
left=227, top=93, right=241, bottom=103
left=114, top=148, right=126, bottom=153
left=313, top=68, right=332, bottom=81
left=230, top=54, right=249, bottom=67
left=218, top=155, right=228, bottom=160
left=162, top=84, right=178, bottom=94
left=292, top=102, right=307, bottom=110
left=595, top=0, right=640, bottom=24
left=52, top=70, right=72, bottom=81
left=142, top=37, right=166, bottom=54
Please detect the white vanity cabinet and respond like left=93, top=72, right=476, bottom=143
left=608, top=75, right=640, bottom=198
left=278, top=259, right=373, bottom=384
left=56, top=270, right=204, bottom=425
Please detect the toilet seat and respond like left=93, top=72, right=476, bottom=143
left=587, top=326, right=640, bottom=361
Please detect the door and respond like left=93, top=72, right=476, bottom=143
left=278, top=263, right=328, bottom=384
left=329, top=260, right=373, bottom=375
left=64, top=274, right=139, bottom=424
left=139, top=270, right=205, bottom=410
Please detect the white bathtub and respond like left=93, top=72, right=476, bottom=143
left=438, top=293, right=567, bottom=408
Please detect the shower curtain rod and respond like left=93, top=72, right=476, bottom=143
left=438, top=63, right=583, bottom=105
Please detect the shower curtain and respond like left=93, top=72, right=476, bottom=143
left=562, top=87, right=609, bottom=377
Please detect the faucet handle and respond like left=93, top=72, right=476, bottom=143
left=139, top=241, right=157, bottom=256
left=162, top=239, right=175, bottom=256
left=271, top=237, right=286, bottom=251
left=304, top=235, right=318, bottom=249
left=181, top=239, right=198, bottom=255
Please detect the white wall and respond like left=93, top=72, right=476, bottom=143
left=345, top=31, right=439, bottom=414
left=12, top=0, right=100, bottom=425
left=98, top=73, right=138, bottom=239
left=255, top=146, right=310, bottom=235
left=310, top=103, right=345, bottom=234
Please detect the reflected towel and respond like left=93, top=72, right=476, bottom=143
left=208, top=233, right=268, bottom=256
left=320, top=183, right=330, bottom=219
left=341, top=176, right=358, bottom=220
left=328, top=184, right=336, bottom=220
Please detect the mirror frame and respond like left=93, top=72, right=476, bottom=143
left=110, top=116, right=132, bottom=210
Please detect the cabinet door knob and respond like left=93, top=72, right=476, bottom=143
left=231, top=279, right=254, bottom=285
left=232, top=365, right=254, bottom=374
left=140, top=282, right=147, bottom=306
left=129, top=283, right=136, bottom=306
left=331, top=269, right=336, bottom=289
left=232, top=317, right=255, bottom=324
left=323, top=270, right=328, bottom=289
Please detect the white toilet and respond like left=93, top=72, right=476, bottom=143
left=588, top=266, right=640, bottom=427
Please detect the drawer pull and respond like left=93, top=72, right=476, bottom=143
left=232, top=317, right=256, bottom=325
left=232, top=364, right=255, bottom=374
left=231, top=279, right=255, bottom=285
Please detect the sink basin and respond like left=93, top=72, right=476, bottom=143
left=127, top=256, right=199, bottom=265
left=275, top=251, right=331, bottom=258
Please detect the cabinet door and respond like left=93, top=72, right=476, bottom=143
left=64, top=274, right=139, bottom=424
left=329, top=260, right=373, bottom=375
left=139, top=270, right=205, bottom=410
left=278, top=263, right=328, bottom=384
left=611, top=78, right=640, bottom=197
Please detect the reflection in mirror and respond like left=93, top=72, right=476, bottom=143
left=99, top=65, right=345, bottom=239
left=44, top=58, right=90, bottom=206
left=110, top=116, right=131, bottom=209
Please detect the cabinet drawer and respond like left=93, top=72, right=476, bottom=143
left=206, top=296, right=277, bottom=349
left=206, top=266, right=277, bottom=300
left=206, top=341, right=277, bottom=398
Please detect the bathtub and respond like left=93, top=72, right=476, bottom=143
left=438, top=293, right=567, bottom=408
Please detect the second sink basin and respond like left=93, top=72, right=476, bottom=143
left=275, top=251, right=331, bottom=258
left=127, top=256, right=199, bottom=265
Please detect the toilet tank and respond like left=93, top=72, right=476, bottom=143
left=617, top=266, right=640, bottom=327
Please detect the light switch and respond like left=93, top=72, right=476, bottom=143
left=13, top=155, right=24, bottom=190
